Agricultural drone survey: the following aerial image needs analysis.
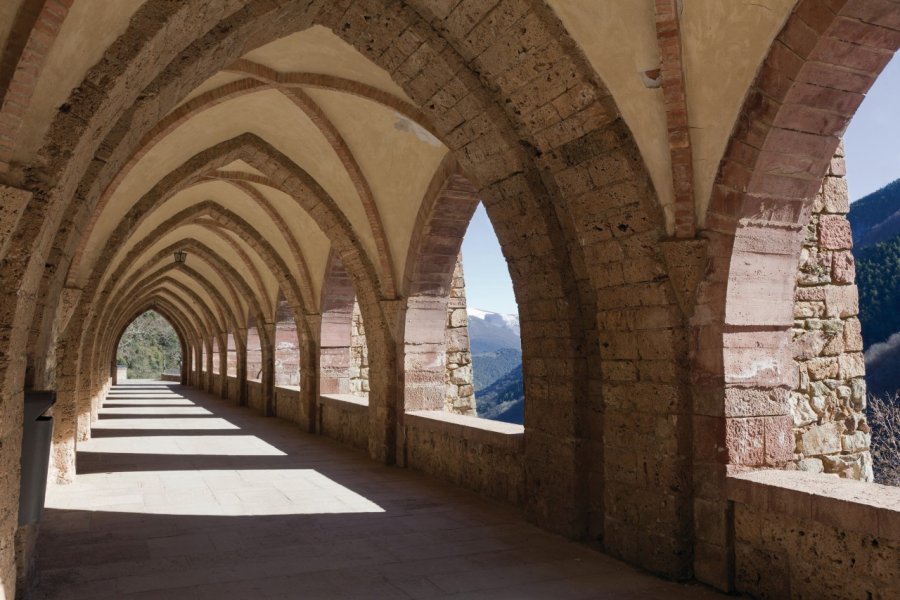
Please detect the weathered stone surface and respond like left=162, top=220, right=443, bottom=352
left=789, top=164, right=870, bottom=482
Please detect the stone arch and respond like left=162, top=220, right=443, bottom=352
left=400, top=159, right=479, bottom=413
left=274, top=289, right=301, bottom=387
left=109, top=305, right=190, bottom=381
left=691, top=0, right=900, bottom=587
left=319, top=250, right=357, bottom=395
left=5, top=0, right=687, bottom=573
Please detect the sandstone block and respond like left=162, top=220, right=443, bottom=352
left=806, top=356, right=839, bottom=380
left=821, top=176, right=849, bottom=213
left=824, top=285, right=858, bottom=318
left=838, top=352, right=865, bottom=379
left=788, top=392, right=817, bottom=427
left=800, top=423, right=841, bottom=456
left=842, top=318, right=863, bottom=352
left=831, top=250, right=855, bottom=284
left=841, top=431, right=869, bottom=453
left=792, top=330, right=826, bottom=360
left=448, top=308, right=468, bottom=328
left=797, top=457, right=823, bottom=473
left=818, top=214, right=853, bottom=250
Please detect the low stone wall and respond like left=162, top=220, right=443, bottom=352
left=728, top=470, right=899, bottom=599
left=246, top=380, right=263, bottom=412
left=404, top=411, right=525, bottom=504
left=274, top=386, right=308, bottom=430
left=226, top=375, right=240, bottom=402
left=160, top=373, right=179, bottom=382
left=319, top=394, right=369, bottom=451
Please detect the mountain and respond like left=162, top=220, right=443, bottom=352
left=850, top=182, right=900, bottom=401
left=475, top=364, right=524, bottom=424
left=467, top=308, right=521, bottom=354
left=855, top=236, right=900, bottom=347
left=466, top=308, right=523, bottom=423
left=472, top=347, right=522, bottom=392
left=849, top=178, right=900, bottom=249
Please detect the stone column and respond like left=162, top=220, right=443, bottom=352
left=790, top=143, right=871, bottom=480
left=444, top=256, right=475, bottom=415
left=350, top=300, right=369, bottom=397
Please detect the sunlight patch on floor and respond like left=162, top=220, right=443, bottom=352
left=45, top=469, right=384, bottom=516
left=81, top=435, right=283, bottom=455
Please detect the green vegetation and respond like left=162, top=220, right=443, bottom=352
left=849, top=178, right=900, bottom=249
left=116, top=311, right=182, bottom=379
left=472, top=348, right=522, bottom=392
left=855, top=235, right=900, bottom=347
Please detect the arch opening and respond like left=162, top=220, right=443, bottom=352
left=115, top=310, right=183, bottom=381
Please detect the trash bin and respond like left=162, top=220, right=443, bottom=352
left=19, top=390, right=55, bottom=526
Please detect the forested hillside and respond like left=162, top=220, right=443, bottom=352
left=851, top=179, right=900, bottom=399
left=849, top=178, right=900, bottom=249
left=116, top=311, right=182, bottom=379
left=856, top=236, right=900, bottom=347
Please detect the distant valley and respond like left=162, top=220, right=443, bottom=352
left=467, top=308, right=524, bottom=424
left=851, top=177, right=900, bottom=398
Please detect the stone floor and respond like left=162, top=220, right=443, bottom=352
left=33, top=382, right=725, bottom=599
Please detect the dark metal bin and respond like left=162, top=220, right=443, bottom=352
left=19, top=391, right=56, bottom=526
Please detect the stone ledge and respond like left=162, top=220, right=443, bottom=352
left=275, top=385, right=301, bottom=393
left=727, top=469, right=900, bottom=540
left=320, top=393, right=369, bottom=408
left=406, top=410, right=524, bottom=450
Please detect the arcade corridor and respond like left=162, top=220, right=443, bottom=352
left=32, top=382, right=722, bottom=599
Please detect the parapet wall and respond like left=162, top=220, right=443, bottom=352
left=728, top=470, right=899, bottom=599
left=791, top=144, right=871, bottom=480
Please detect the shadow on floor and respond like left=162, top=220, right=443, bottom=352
left=31, top=382, right=723, bottom=600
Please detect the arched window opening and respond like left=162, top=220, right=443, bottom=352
left=246, top=312, right=263, bottom=382
left=319, top=252, right=362, bottom=399
left=842, top=54, right=900, bottom=486
left=274, top=290, right=301, bottom=388
left=459, top=203, right=522, bottom=424
left=211, top=337, right=220, bottom=375
left=226, top=332, right=238, bottom=377
left=116, top=310, right=182, bottom=380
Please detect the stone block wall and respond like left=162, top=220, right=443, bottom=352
left=405, top=411, right=524, bottom=504
left=444, top=257, right=475, bottom=415
left=728, top=470, right=899, bottom=600
left=350, top=253, right=477, bottom=414
left=319, top=395, right=369, bottom=451
left=349, top=301, right=369, bottom=397
left=791, top=144, right=872, bottom=481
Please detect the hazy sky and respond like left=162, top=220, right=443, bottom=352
left=460, top=203, right=519, bottom=315
left=845, top=53, right=900, bottom=201
left=462, top=53, right=899, bottom=315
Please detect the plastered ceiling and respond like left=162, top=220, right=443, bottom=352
left=12, top=0, right=800, bottom=335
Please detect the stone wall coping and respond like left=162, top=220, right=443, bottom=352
left=320, top=393, right=369, bottom=408
left=275, top=385, right=301, bottom=393
left=406, top=410, right=524, bottom=450
left=727, top=470, right=900, bottom=541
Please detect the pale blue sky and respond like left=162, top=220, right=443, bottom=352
left=460, top=203, right=519, bottom=315
left=845, top=54, right=900, bottom=201
left=463, top=53, right=899, bottom=315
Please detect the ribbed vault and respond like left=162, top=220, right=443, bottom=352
left=5, top=2, right=897, bottom=598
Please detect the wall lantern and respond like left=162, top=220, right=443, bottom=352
left=174, top=250, right=187, bottom=265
